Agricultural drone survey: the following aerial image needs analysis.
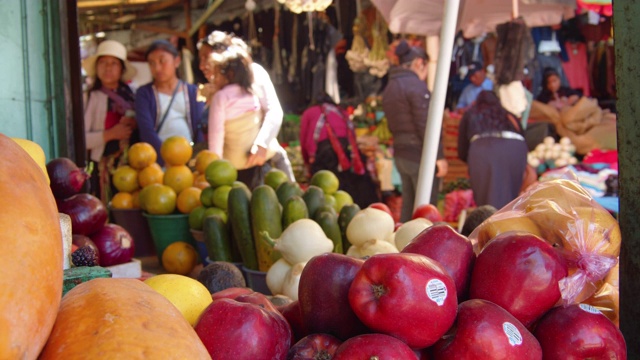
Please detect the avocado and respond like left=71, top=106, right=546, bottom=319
left=197, top=261, right=246, bottom=294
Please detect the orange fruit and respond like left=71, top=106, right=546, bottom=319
left=193, top=173, right=209, bottom=190
left=195, top=150, right=219, bottom=174
left=111, top=192, right=134, bottom=209
left=112, top=166, right=139, bottom=193
left=161, top=241, right=199, bottom=275
left=128, top=142, right=157, bottom=170
left=163, top=165, right=194, bottom=194
left=131, top=190, right=141, bottom=209
left=161, top=136, right=192, bottom=166
left=144, top=184, right=177, bottom=215
left=204, top=159, right=237, bottom=187
left=138, top=163, right=164, bottom=188
left=176, top=187, right=202, bottom=214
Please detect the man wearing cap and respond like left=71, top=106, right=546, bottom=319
left=456, top=61, right=494, bottom=110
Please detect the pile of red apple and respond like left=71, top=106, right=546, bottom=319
left=191, top=223, right=626, bottom=359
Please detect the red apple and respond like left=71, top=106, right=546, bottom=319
left=534, top=303, right=627, bottom=360
left=298, top=253, right=370, bottom=340
left=402, top=224, right=476, bottom=300
left=333, top=334, right=418, bottom=360
left=235, top=291, right=281, bottom=313
left=279, top=300, right=308, bottom=342
left=194, top=298, right=292, bottom=359
left=413, top=204, right=443, bottom=222
left=369, top=202, right=393, bottom=217
left=348, top=253, right=458, bottom=348
left=469, top=232, right=568, bottom=327
left=287, top=333, right=342, bottom=360
left=432, top=299, right=542, bottom=360
left=211, top=287, right=253, bottom=301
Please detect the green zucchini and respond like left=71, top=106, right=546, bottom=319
left=203, top=215, right=233, bottom=262
left=282, top=195, right=309, bottom=229
left=338, top=203, right=361, bottom=253
left=276, top=181, right=303, bottom=206
left=314, top=210, right=343, bottom=254
left=251, top=185, right=283, bottom=271
left=228, top=187, right=258, bottom=270
left=302, top=185, right=325, bottom=218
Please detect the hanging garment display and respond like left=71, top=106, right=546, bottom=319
left=562, top=41, right=590, bottom=97
left=493, top=18, right=535, bottom=86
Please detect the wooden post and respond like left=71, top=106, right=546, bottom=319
left=614, top=1, right=640, bottom=356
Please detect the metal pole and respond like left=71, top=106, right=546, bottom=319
left=414, top=0, right=460, bottom=209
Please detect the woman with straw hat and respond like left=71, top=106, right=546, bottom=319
left=82, top=39, right=137, bottom=203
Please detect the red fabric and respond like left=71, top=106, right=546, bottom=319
left=104, top=111, right=120, bottom=130
left=582, top=149, right=618, bottom=170
left=577, top=0, right=612, bottom=17
left=299, top=105, right=350, bottom=165
left=562, top=42, right=590, bottom=97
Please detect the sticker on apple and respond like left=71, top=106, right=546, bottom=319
left=502, top=322, right=523, bottom=346
left=425, top=279, right=447, bottom=306
left=579, top=303, right=601, bottom=315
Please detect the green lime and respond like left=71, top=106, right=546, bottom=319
left=200, top=186, right=215, bottom=207
left=204, top=207, right=228, bottom=224
left=265, top=169, right=289, bottom=190
left=310, top=170, right=340, bottom=195
left=333, top=190, right=354, bottom=212
left=324, top=194, right=337, bottom=212
left=212, top=185, right=232, bottom=210
left=205, top=159, right=238, bottom=187
left=188, top=206, right=207, bottom=230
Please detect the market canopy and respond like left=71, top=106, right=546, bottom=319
left=371, top=0, right=576, bottom=38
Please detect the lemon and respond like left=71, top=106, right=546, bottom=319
left=310, top=170, right=340, bottom=195
left=144, top=274, right=212, bottom=326
left=205, top=159, right=237, bottom=187
left=11, top=138, right=49, bottom=184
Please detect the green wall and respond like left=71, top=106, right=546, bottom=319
left=0, top=0, right=68, bottom=160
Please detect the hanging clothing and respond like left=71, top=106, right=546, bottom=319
left=494, top=19, right=536, bottom=86
left=562, top=41, right=590, bottom=97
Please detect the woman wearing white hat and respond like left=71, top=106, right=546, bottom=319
left=82, top=39, right=137, bottom=203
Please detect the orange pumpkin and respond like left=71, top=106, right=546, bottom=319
left=40, top=278, right=211, bottom=359
left=0, top=134, right=62, bottom=359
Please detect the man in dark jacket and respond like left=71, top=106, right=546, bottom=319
left=382, top=40, right=448, bottom=222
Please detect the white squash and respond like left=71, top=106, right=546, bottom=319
left=346, top=208, right=395, bottom=246
left=261, top=219, right=333, bottom=265
left=346, top=245, right=364, bottom=259
left=394, top=218, right=433, bottom=250
left=281, top=262, right=306, bottom=301
left=266, top=258, right=293, bottom=295
left=359, top=239, right=398, bottom=257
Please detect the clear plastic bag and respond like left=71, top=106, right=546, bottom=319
left=469, top=170, right=620, bottom=305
